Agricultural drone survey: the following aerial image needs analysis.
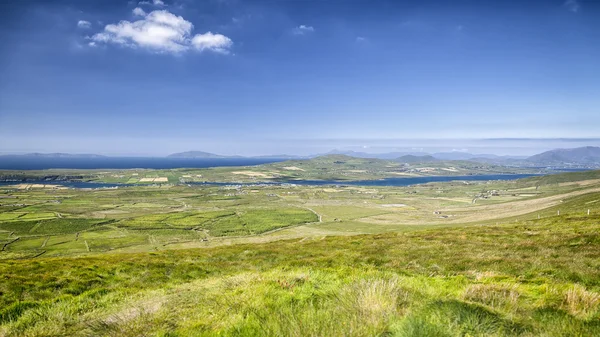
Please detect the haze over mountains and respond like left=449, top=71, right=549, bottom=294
left=325, top=149, right=528, bottom=161
left=167, top=151, right=304, bottom=159
left=526, top=146, right=600, bottom=165
left=2, top=147, right=600, bottom=168
left=167, top=147, right=600, bottom=167
left=396, top=155, right=439, bottom=163
left=166, top=151, right=239, bottom=159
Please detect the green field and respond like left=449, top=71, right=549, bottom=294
left=0, top=155, right=550, bottom=185
left=1, top=169, right=599, bottom=336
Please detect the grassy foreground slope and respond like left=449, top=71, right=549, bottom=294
left=1, top=170, right=600, bottom=336
left=1, top=213, right=599, bottom=336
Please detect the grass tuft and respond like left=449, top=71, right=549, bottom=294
left=463, top=283, right=521, bottom=310
left=562, top=284, right=600, bottom=319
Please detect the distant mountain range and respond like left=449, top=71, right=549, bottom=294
left=166, top=151, right=236, bottom=159
left=324, top=149, right=527, bottom=161
left=168, top=147, right=600, bottom=167
left=166, top=151, right=305, bottom=159
left=396, top=155, right=438, bottom=163
left=2, top=147, right=599, bottom=168
left=526, top=146, right=600, bottom=166
left=323, top=150, right=423, bottom=160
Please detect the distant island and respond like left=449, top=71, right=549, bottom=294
left=166, top=151, right=304, bottom=159
left=526, top=146, right=600, bottom=165
left=1, top=146, right=599, bottom=169
left=166, top=151, right=234, bottom=159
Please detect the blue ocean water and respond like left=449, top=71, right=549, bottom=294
left=0, top=174, right=539, bottom=188
left=277, top=174, right=539, bottom=186
left=0, top=157, right=288, bottom=170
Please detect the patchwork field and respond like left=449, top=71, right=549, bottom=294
left=1, top=171, right=600, bottom=257
left=0, top=154, right=549, bottom=184
left=0, top=169, right=599, bottom=336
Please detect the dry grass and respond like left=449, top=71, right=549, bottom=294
left=466, top=270, right=501, bottom=281
left=463, top=283, right=520, bottom=309
left=437, top=186, right=600, bottom=223
left=340, top=278, right=409, bottom=323
left=10, top=184, right=66, bottom=189
left=562, top=285, right=600, bottom=319
left=139, top=177, right=168, bottom=182
left=282, top=166, right=305, bottom=171
left=387, top=172, right=417, bottom=176
left=231, top=171, right=273, bottom=178
left=1, top=214, right=600, bottom=336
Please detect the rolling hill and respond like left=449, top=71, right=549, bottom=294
left=396, top=155, right=438, bottom=163
left=526, top=146, right=600, bottom=165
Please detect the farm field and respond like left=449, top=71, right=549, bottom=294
left=2, top=169, right=600, bottom=257
left=0, top=154, right=548, bottom=184
left=0, top=169, right=599, bottom=336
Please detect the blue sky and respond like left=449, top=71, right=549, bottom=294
left=0, top=0, right=599, bottom=156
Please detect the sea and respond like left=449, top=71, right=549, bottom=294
left=0, top=156, right=557, bottom=187
left=0, top=174, right=539, bottom=189
left=0, top=157, right=288, bottom=170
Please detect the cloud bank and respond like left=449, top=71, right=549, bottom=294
left=139, top=0, right=165, bottom=7
left=90, top=10, right=232, bottom=54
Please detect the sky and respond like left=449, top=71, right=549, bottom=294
left=0, top=0, right=599, bottom=156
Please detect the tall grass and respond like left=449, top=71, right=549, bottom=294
left=0, top=215, right=599, bottom=336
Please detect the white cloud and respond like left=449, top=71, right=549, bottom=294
left=565, top=0, right=580, bottom=12
left=292, top=25, right=314, bottom=35
left=90, top=10, right=232, bottom=54
left=356, top=36, right=367, bottom=43
left=77, top=20, right=91, bottom=29
left=132, top=7, right=146, bottom=17
left=192, top=32, right=233, bottom=53
left=139, top=0, right=165, bottom=6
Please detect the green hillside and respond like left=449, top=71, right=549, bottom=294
left=1, top=215, right=599, bottom=336
left=1, top=169, right=599, bottom=336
